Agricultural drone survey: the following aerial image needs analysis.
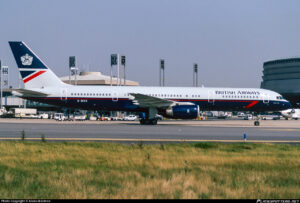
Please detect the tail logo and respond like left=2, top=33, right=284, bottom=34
left=21, top=54, right=33, bottom=66
left=23, top=70, right=46, bottom=83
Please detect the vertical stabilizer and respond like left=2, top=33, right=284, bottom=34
left=9, top=41, right=66, bottom=89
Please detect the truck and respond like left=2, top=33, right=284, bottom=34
left=11, top=108, right=37, bottom=118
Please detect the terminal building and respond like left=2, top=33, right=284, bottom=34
left=260, top=57, right=300, bottom=107
left=60, top=71, right=139, bottom=86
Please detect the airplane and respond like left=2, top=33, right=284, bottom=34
left=281, top=109, right=300, bottom=120
left=8, top=41, right=292, bottom=125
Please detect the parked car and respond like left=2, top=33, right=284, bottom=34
left=54, top=113, right=66, bottom=121
left=38, top=113, right=49, bottom=119
left=123, top=115, right=137, bottom=121
left=237, top=112, right=245, bottom=118
left=74, top=113, right=86, bottom=121
left=89, top=116, right=97, bottom=121
left=99, top=116, right=110, bottom=121
left=244, top=114, right=253, bottom=120
left=111, top=116, right=122, bottom=121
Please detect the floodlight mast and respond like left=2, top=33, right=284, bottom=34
left=69, top=56, right=78, bottom=85
left=159, top=59, right=165, bottom=86
left=193, top=63, right=198, bottom=87
left=121, top=55, right=126, bottom=86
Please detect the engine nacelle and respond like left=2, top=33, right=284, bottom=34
left=165, top=105, right=199, bottom=119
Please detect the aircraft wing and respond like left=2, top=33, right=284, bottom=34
left=130, top=93, right=195, bottom=109
left=11, top=89, right=49, bottom=97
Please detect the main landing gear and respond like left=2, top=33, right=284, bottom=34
left=139, top=107, right=159, bottom=125
left=253, top=113, right=260, bottom=126
left=140, top=118, right=158, bottom=125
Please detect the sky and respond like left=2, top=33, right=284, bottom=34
left=1, top=0, right=300, bottom=88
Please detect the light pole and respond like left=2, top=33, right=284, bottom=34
left=193, top=63, right=198, bottom=87
left=121, top=55, right=126, bottom=86
left=160, top=59, right=165, bottom=86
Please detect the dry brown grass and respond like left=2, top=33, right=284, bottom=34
left=0, top=142, right=299, bottom=199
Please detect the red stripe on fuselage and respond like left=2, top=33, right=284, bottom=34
left=245, top=101, right=259, bottom=109
left=23, top=71, right=46, bottom=83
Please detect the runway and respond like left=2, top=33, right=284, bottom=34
left=0, top=119, right=300, bottom=143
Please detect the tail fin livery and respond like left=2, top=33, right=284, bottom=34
left=9, top=41, right=66, bottom=89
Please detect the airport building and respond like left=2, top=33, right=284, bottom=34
left=60, top=71, right=139, bottom=86
left=260, top=57, right=300, bottom=107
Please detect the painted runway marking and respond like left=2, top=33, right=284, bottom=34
left=1, top=137, right=300, bottom=143
left=263, top=129, right=300, bottom=132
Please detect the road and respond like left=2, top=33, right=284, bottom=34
left=0, top=119, right=300, bottom=143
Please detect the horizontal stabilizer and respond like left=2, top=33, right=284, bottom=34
left=11, top=89, right=49, bottom=97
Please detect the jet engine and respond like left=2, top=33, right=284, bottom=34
left=165, top=105, right=199, bottom=119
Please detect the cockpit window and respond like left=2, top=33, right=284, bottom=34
left=276, top=96, right=284, bottom=100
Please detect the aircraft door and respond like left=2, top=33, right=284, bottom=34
left=208, top=90, right=215, bottom=104
left=263, top=93, right=269, bottom=104
left=61, top=88, right=67, bottom=101
left=112, top=92, right=118, bottom=102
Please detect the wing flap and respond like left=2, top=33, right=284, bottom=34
left=130, top=93, right=174, bottom=108
left=130, top=93, right=196, bottom=109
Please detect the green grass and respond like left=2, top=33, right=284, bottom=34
left=0, top=141, right=299, bottom=199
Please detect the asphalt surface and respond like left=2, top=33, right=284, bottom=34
left=0, top=119, right=300, bottom=143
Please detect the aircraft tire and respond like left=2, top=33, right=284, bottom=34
left=139, top=118, right=158, bottom=125
left=151, top=119, right=158, bottom=125
left=140, top=119, right=146, bottom=125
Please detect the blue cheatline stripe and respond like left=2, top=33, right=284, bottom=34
left=20, top=70, right=35, bottom=79
left=23, top=96, right=286, bottom=111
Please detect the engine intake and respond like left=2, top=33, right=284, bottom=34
left=165, top=105, right=199, bottom=119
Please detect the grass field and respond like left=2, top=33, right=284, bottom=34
left=0, top=141, right=299, bottom=199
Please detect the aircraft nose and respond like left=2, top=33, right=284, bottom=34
left=284, top=101, right=292, bottom=109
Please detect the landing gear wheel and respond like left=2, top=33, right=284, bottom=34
left=139, top=118, right=158, bottom=125
left=254, top=121, right=260, bottom=126
left=151, top=119, right=158, bottom=125
left=140, top=119, right=146, bottom=125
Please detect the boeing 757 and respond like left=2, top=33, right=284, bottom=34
left=8, top=41, right=291, bottom=125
